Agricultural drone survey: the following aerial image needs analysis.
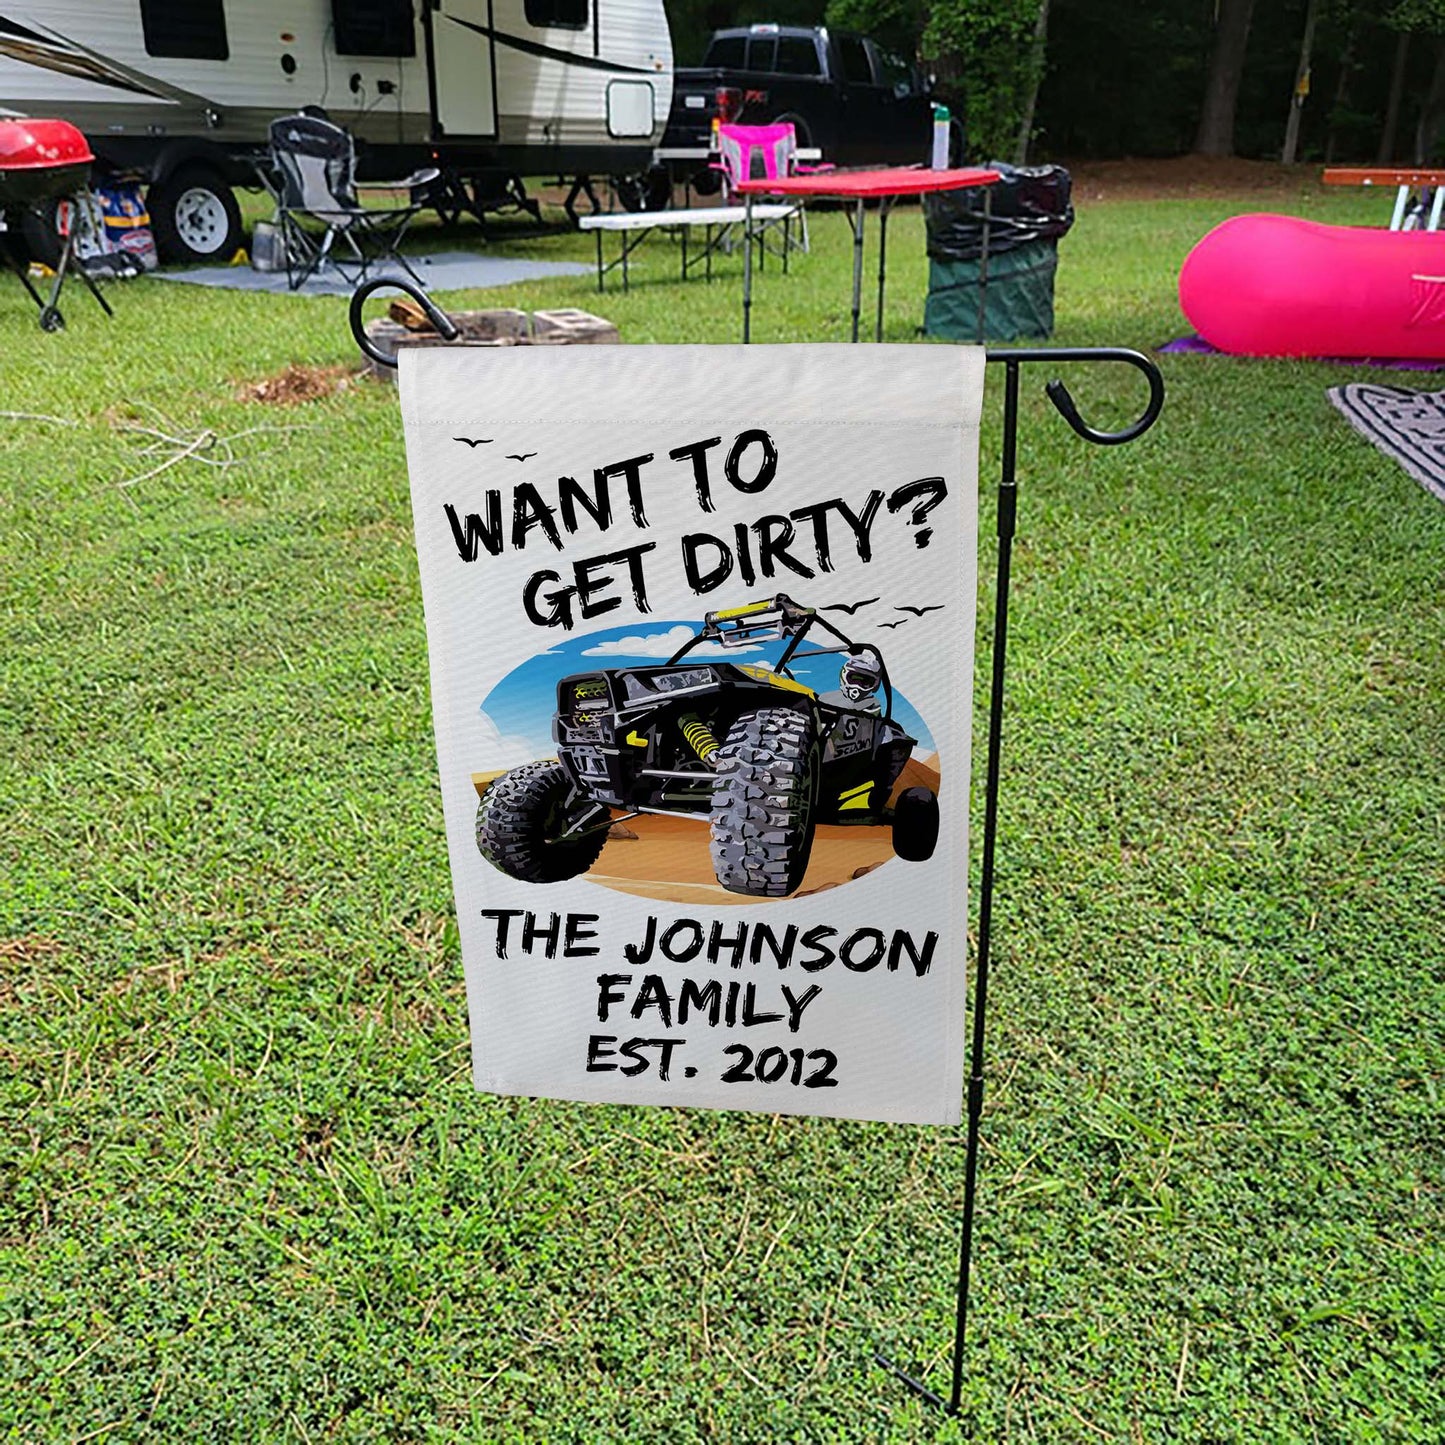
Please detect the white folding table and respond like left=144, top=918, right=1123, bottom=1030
left=578, top=203, right=800, bottom=292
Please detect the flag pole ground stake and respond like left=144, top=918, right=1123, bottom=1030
left=875, top=347, right=1165, bottom=1418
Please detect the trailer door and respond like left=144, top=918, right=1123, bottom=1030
left=429, top=0, right=498, bottom=138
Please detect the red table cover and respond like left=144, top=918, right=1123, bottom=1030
left=735, top=166, right=1000, bottom=199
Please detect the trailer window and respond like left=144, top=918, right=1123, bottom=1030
left=332, top=0, right=416, bottom=57
left=140, top=0, right=228, bottom=61
left=774, top=37, right=821, bottom=77
left=525, top=0, right=588, bottom=30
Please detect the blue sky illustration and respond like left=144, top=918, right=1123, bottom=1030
left=480, top=619, right=937, bottom=763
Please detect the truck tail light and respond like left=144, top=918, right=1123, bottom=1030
left=715, top=86, right=743, bottom=125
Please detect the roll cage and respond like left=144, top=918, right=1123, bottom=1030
left=665, top=593, right=896, bottom=721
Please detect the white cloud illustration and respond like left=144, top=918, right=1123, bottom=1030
left=581, top=625, right=759, bottom=658
left=475, top=710, right=545, bottom=769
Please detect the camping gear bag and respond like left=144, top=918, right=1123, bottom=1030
left=93, top=180, right=158, bottom=270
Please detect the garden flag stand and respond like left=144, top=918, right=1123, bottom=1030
left=350, top=286, right=1163, bottom=1411
left=874, top=347, right=1164, bottom=1415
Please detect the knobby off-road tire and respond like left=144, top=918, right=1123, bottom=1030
left=891, top=785, right=939, bottom=862
left=476, top=760, right=607, bottom=884
left=710, top=708, right=819, bottom=897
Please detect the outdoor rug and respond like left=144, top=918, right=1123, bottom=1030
left=1160, top=334, right=1445, bottom=371
left=1327, top=383, right=1445, bottom=503
left=150, top=251, right=590, bottom=297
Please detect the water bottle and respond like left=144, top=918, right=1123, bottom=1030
left=931, top=104, right=951, bottom=170
left=250, top=219, right=282, bottom=272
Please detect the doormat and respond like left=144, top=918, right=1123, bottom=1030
left=1328, top=382, right=1445, bottom=502
left=150, top=251, right=590, bottom=297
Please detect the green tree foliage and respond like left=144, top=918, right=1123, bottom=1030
left=823, top=0, right=1045, bottom=158
left=1387, top=0, right=1445, bottom=30
left=1030, top=0, right=1433, bottom=160
left=824, top=0, right=925, bottom=61
left=666, top=0, right=1445, bottom=161
left=921, top=0, right=1048, bottom=158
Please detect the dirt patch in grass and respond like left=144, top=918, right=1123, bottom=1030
left=239, top=363, right=356, bottom=405
left=1064, top=155, right=1324, bottom=202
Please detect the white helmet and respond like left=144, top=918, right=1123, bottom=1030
left=840, top=653, right=882, bottom=701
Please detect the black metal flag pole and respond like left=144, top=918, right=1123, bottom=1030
left=876, top=346, right=1165, bottom=1418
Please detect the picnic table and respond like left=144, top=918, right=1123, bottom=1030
left=1322, top=167, right=1445, bottom=231
left=734, top=165, right=1001, bottom=343
left=577, top=203, right=801, bottom=293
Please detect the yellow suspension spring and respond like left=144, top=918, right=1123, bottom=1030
left=679, top=714, right=719, bottom=764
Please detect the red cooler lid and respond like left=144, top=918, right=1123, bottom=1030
left=0, top=117, right=94, bottom=171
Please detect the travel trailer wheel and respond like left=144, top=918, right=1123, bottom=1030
left=149, top=164, right=242, bottom=264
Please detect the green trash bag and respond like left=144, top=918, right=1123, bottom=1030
left=923, top=239, right=1059, bottom=343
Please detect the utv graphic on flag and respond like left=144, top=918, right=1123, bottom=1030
left=473, top=595, right=941, bottom=898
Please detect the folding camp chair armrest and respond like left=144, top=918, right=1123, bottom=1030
left=357, top=166, right=441, bottom=193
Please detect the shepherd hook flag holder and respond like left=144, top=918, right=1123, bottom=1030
left=875, top=345, right=1164, bottom=1417
left=349, top=285, right=1165, bottom=1418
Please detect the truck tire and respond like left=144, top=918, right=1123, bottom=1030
left=891, top=786, right=939, bottom=862
left=148, top=163, right=242, bottom=264
left=475, top=760, right=609, bottom=884
left=774, top=112, right=813, bottom=150
left=691, top=166, right=722, bottom=197
left=710, top=708, right=819, bottom=897
left=614, top=166, right=672, bottom=213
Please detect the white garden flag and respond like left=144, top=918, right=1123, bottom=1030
left=400, top=344, right=984, bottom=1124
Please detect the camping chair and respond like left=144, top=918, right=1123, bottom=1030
left=712, top=121, right=831, bottom=256
left=267, top=113, right=437, bottom=290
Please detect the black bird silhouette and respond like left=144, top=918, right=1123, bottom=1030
left=895, top=604, right=945, bottom=617
left=506, top=452, right=538, bottom=462
left=453, top=436, right=493, bottom=447
left=879, top=620, right=907, bottom=629
left=822, top=598, right=880, bottom=616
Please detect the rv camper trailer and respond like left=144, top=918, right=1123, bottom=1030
left=0, top=0, right=673, bottom=261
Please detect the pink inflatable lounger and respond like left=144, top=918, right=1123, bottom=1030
left=1178, top=212, right=1445, bottom=360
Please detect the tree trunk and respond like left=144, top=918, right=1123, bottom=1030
left=1194, top=0, right=1258, bottom=157
left=1377, top=29, right=1410, bottom=166
left=1281, top=0, right=1319, bottom=165
left=1414, top=38, right=1445, bottom=165
left=1323, top=21, right=1360, bottom=165
left=1012, top=0, right=1051, bottom=165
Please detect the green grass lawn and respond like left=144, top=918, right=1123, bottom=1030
left=2, top=180, right=1442, bottom=1442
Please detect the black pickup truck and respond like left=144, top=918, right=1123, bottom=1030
left=645, top=24, right=957, bottom=204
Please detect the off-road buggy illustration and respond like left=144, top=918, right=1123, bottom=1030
left=475, top=594, right=940, bottom=898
